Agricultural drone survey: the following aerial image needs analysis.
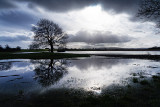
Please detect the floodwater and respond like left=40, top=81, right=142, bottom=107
left=13, top=51, right=160, bottom=55
left=0, top=56, right=160, bottom=106
left=63, top=51, right=160, bottom=55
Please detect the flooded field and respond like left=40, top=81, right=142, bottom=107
left=63, top=51, right=160, bottom=55
left=0, top=56, right=160, bottom=106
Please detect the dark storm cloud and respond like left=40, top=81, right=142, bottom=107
left=100, top=0, right=141, bottom=14
left=0, top=35, right=31, bottom=42
left=16, top=0, right=142, bottom=14
left=0, top=0, right=143, bottom=23
left=17, top=0, right=96, bottom=12
left=69, top=31, right=133, bottom=43
left=0, top=0, right=17, bottom=9
left=0, top=11, right=37, bottom=29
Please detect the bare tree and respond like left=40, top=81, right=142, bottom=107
left=31, top=19, right=68, bottom=52
left=137, top=0, right=160, bottom=28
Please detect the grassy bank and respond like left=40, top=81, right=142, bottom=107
left=0, top=52, right=90, bottom=59
left=1, top=52, right=160, bottom=60
left=19, top=49, right=49, bottom=52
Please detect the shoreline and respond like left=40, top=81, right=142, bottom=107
left=0, top=52, right=160, bottom=60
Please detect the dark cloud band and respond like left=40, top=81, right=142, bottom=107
left=15, top=0, right=141, bottom=14
left=0, top=11, right=37, bottom=29
left=0, top=0, right=17, bottom=9
left=0, top=35, right=31, bottom=42
left=69, top=31, right=133, bottom=43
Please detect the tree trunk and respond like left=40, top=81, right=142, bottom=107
left=50, top=44, right=54, bottom=53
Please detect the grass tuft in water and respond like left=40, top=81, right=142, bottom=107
left=132, top=78, right=138, bottom=83
left=140, top=80, right=149, bottom=85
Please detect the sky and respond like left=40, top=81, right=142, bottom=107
left=0, top=0, right=160, bottom=49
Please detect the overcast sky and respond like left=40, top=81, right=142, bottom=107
left=0, top=0, right=160, bottom=48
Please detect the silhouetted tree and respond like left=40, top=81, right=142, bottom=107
left=5, top=44, right=11, bottom=51
left=16, top=46, right=21, bottom=51
left=137, top=0, right=160, bottom=28
left=31, top=59, right=68, bottom=87
left=0, top=45, right=21, bottom=52
left=31, top=19, right=68, bottom=52
left=29, top=43, right=39, bottom=49
left=0, top=45, right=3, bottom=52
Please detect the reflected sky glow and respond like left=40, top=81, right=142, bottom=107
left=44, top=57, right=160, bottom=94
left=45, top=58, right=127, bottom=93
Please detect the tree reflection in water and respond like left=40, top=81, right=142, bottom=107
left=31, top=59, right=68, bottom=87
left=0, top=62, right=12, bottom=71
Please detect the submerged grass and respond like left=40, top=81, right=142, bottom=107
left=0, top=52, right=90, bottom=59
left=133, top=78, right=138, bottom=83
left=140, top=80, right=150, bottom=85
left=1, top=75, right=160, bottom=107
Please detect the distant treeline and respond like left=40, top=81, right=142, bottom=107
left=148, top=47, right=160, bottom=50
left=0, top=45, right=21, bottom=52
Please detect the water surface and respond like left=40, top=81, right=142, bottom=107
left=63, top=51, right=160, bottom=55
left=0, top=56, right=160, bottom=98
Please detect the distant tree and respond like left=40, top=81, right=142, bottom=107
left=29, top=43, right=39, bottom=49
left=0, top=45, right=21, bottom=52
left=16, top=46, right=21, bottom=51
left=0, top=45, right=3, bottom=51
left=5, top=44, right=10, bottom=51
left=137, top=0, right=160, bottom=28
left=31, top=19, right=68, bottom=52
